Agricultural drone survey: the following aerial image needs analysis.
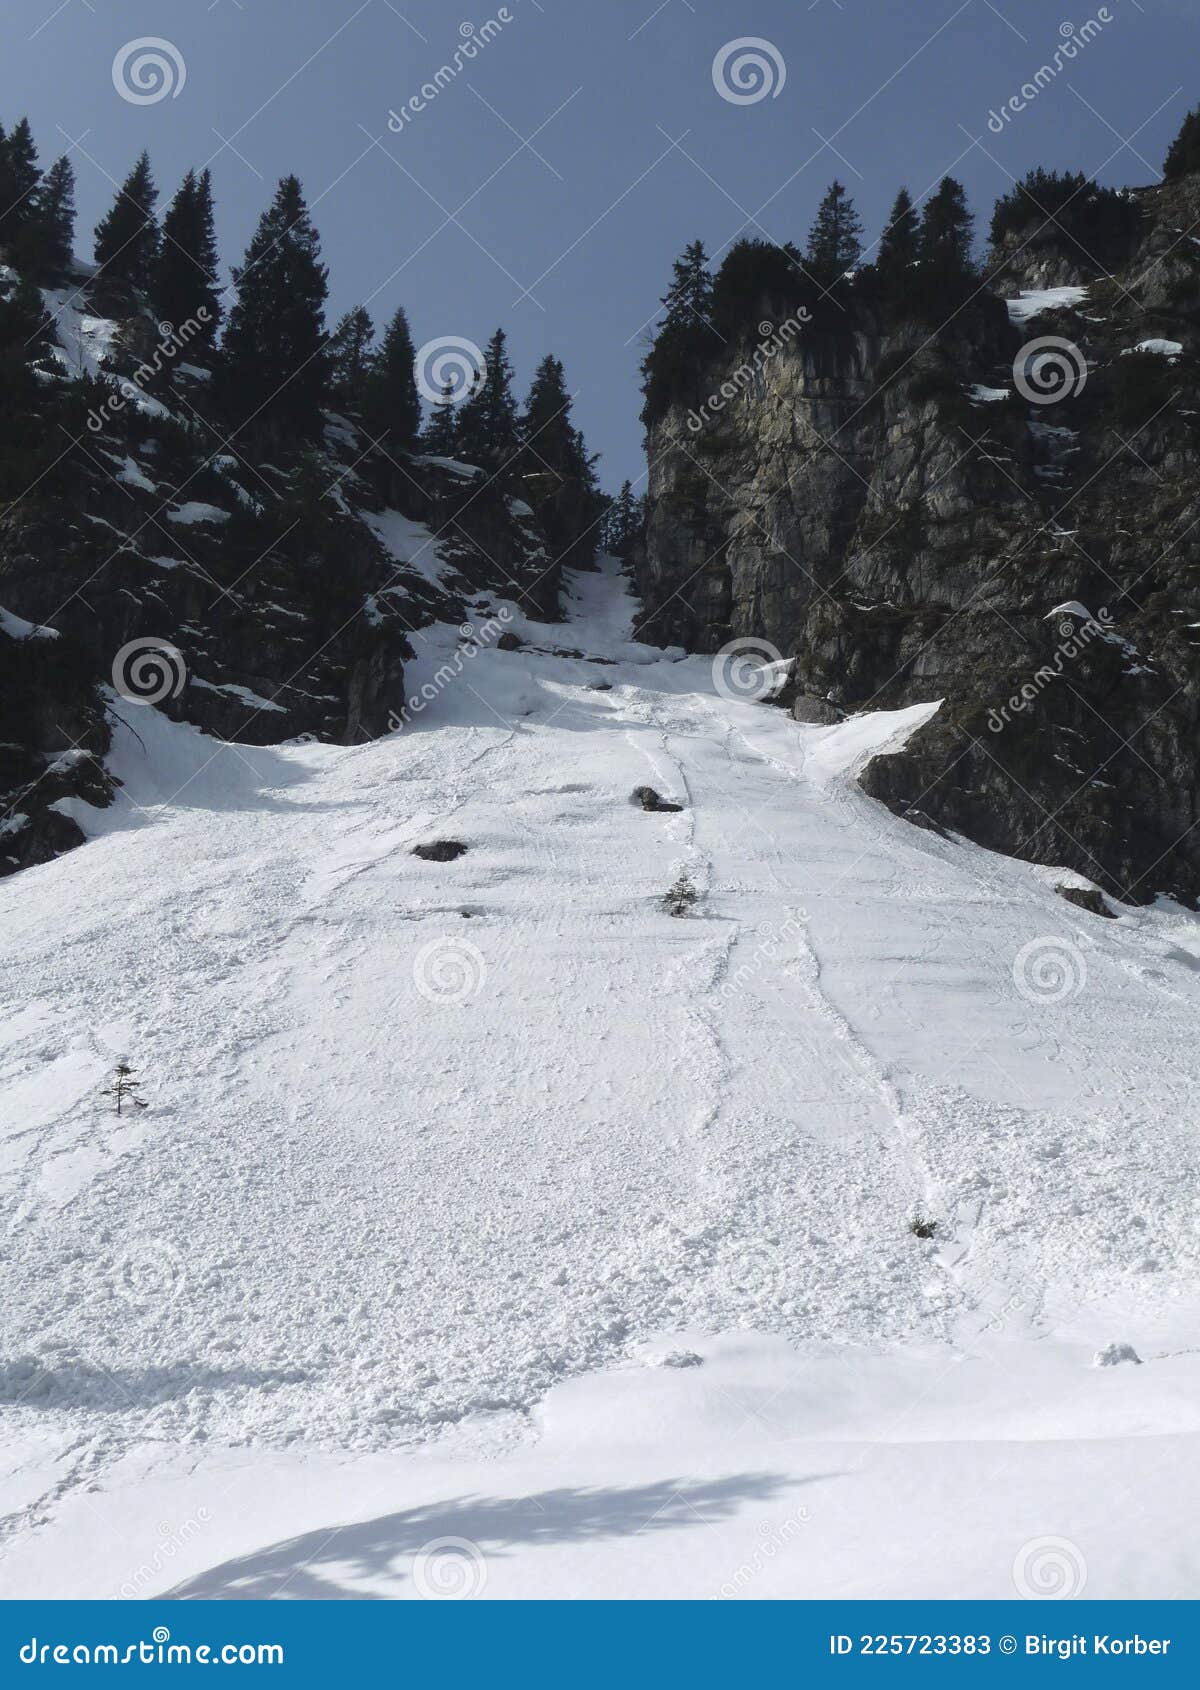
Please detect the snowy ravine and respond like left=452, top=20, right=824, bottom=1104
left=2, top=557, right=1200, bottom=1599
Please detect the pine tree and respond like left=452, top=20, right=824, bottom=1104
left=518, top=353, right=603, bottom=567
left=1164, top=106, right=1200, bottom=182
left=220, top=175, right=330, bottom=440
left=328, top=305, right=375, bottom=410
left=641, top=239, right=720, bottom=423
left=919, top=176, right=974, bottom=290
left=0, top=118, right=41, bottom=249
left=94, top=152, right=159, bottom=290
left=362, top=305, right=420, bottom=449
left=422, top=381, right=460, bottom=456
left=807, top=181, right=864, bottom=281
left=105, top=1062, right=148, bottom=1116
left=875, top=186, right=919, bottom=300
left=457, top=327, right=518, bottom=469
left=658, top=239, right=714, bottom=339
left=153, top=168, right=221, bottom=343
left=605, top=479, right=640, bottom=558
left=521, top=355, right=577, bottom=471
left=15, top=154, right=75, bottom=278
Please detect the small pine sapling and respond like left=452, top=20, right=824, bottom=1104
left=106, top=1062, right=148, bottom=1116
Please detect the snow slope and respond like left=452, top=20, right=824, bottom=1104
left=2, top=557, right=1200, bottom=1599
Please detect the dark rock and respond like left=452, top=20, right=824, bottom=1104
left=1055, top=884, right=1116, bottom=919
left=631, top=785, right=684, bottom=813
left=412, top=840, right=469, bottom=862
left=496, top=631, right=523, bottom=651
left=587, top=680, right=613, bottom=692
left=635, top=186, right=1200, bottom=905
left=792, top=695, right=842, bottom=725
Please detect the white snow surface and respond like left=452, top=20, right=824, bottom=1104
left=2, top=558, right=1200, bottom=1599
left=1006, top=286, right=1089, bottom=324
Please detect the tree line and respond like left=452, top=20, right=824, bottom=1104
left=0, top=114, right=602, bottom=515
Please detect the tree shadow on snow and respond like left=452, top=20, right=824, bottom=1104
left=167, top=1469, right=827, bottom=1599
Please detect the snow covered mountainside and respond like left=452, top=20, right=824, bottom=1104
left=3, top=555, right=1200, bottom=1599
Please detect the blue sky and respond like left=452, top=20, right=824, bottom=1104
left=3, top=0, right=1198, bottom=488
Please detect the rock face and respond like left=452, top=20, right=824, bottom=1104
left=0, top=267, right=584, bottom=877
left=637, top=179, right=1200, bottom=906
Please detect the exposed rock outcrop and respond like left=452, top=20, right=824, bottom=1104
left=637, top=182, right=1200, bottom=905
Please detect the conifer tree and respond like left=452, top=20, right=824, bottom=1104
left=919, top=176, right=974, bottom=295
left=422, top=381, right=461, bottom=456
left=153, top=168, right=221, bottom=342
left=94, top=152, right=159, bottom=290
left=0, top=118, right=41, bottom=249
left=362, top=305, right=420, bottom=449
left=1164, top=106, right=1200, bottom=182
left=807, top=181, right=864, bottom=281
left=15, top=154, right=75, bottom=278
left=658, top=239, right=715, bottom=339
left=220, top=174, right=330, bottom=439
left=456, top=327, right=518, bottom=469
left=328, top=305, right=375, bottom=410
left=875, top=186, right=919, bottom=300
left=641, top=239, right=720, bottom=422
left=605, top=479, right=641, bottom=558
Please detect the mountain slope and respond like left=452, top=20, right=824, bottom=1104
left=2, top=558, right=1199, bottom=1597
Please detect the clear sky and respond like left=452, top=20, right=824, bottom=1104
left=3, top=0, right=1198, bottom=489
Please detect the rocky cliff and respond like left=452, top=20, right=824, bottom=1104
left=637, top=179, right=1200, bottom=906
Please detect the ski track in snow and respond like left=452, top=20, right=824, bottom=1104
left=3, top=557, right=1200, bottom=1590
